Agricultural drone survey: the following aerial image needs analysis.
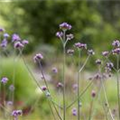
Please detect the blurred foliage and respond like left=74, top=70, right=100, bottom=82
left=0, top=0, right=120, bottom=62
left=0, top=57, right=36, bottom=104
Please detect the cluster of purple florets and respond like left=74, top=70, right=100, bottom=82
left=0, top=28, right=29, bottom=50
left=12, top=110, right=22, bottom=120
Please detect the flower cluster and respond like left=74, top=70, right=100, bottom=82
left=12, top=110, right=22, bottom=120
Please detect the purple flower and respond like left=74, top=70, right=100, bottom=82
left=94, top=73, right=102, bottom=80
left=67, top=49, right=74, bottom=55
left=7, top=101, right=13, bottom=105
left=1, top=77, right=8, bottom=84
left=72, top=108, right=77, bottom=116
left=66, top=34, right=74, bottom=40
left=95, top=59, right=102, bottom=65
left=102, top=51, right=109, bottom=57
left=106, top=62, right=114, bottom=69
left=12, top=110, right=22, bottom=118
left=57, top=82, right=63, bottom=88
left=91, top=90, right=96, bottom=98
left=74, top=42, right=87, bottom=49
left=112, top=48, right=120, bottom=54
left=56, top=31, right=63, bottom=38
left=41, top=86, right=47, bottom=91
left=4, top=33, right=10, bottom=38
left=88, top=49, right=95, bottom=55
left=14, top=41, right=24, bottom=49
left=22, top=40, right=29, bottom=45
left=52, top=67, right=58, bottom=74
left=0, top=28, right=5, bottom=32
left=9, top=84, right=15, bottom=91
left=112, top=40, right=120, bottom=47
left=73, top=84, right=78, bottom=91
left=33, top=53, right=44, bottom=62
left=59, top=22, right=72, bottom=31
left=12, top=34, right=21, bottom=42
left=0, top=39, right=8, bottom=48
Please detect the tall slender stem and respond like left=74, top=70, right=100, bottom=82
left=78, top=49, right=81, bottom=120
left=63, top=30, right=66, bottom=120
left=63, top=44, right=66, bottom=120
left=117, top=55, right=120, bottom=119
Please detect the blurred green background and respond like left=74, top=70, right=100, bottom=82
left=1, top=0, right=120, bottom=54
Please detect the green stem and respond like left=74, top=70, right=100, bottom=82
left=117, top=55, right=120, bottom=120
left=78, top=49, right=81, bottom=120
left=63, top=44, right=66, bottom=120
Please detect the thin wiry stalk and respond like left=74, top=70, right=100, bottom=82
left=101, top=79, right=114, bottom=120
left=66, top=80, right=93, bottom=109
left=77, top=49, right=81, bottom=120
left=22, top=57, right=62, bottom=120
left=116, top=55, right=120, bottom=120
left=63, top=30, right=66, bottom=120
left=88, top=98, right=94, bottom=120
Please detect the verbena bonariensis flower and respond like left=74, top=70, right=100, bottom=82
left=91, top=90, right=96, bottom=98
left=57, top=82, right=63, bottom=88
left=112, top=40, right=120, bottom=47
left=0, top=39, right=8, bottom=48
left=112, top=48, right=120, bottom=54
left=12, top=110, right=22, bottom=120
left=4, top=33, right=10, bottom=38
left=66, top=34, right=74, bottom=40
left=33, top=53, right=43, bottom=62
left=56, top=31, right=63, bottom=38
left=88, top=49, right=95, bottom=55
left=95, top=59, right=102, bottom=65
left=9, top=84, right=15, bottom=91
left=106, top=62, right=114, bottom=69
left=41, top=86, right=47, bottom=91
left=102, top=51, right=109, bottom=57
left=22, top=40, right=29, bottom=45
left=52, top=67, right=58, bottom=74
left=7, top=101, right=13, bottom=106
left=14, top=41, right=24, bottom=49
left=72, top=108, right=77, bottom=116
left=0, top=28, right=5, bottom=32
left=74, top=42, right=87, bottom=49
left=59, top=22, right=72, bottom=31
left=12, top=34, right=21, bottom=42
left=73, top=84, right=78, bottom=91
left=1, top=77, right=8, bottom=84
left=67, top=49, right=74, bottom=55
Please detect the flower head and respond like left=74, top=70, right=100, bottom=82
left=91, top=90, right=96, bottom=98
left=95, top=59, right=102, bottom=65
left=0, top=39, right=8, bottom=48
left=67, top=49, right=74, bottom=55
left=0, top=28, right=5, bottom=32
left=12, top=34, right=21, bottom=42
left=74, top=42, right=87, bottom=49
left=14, top=41, right=24, bottom=49
left=112, top=48, right=120, bottom=55
left=33, top=53, right=43, bottom=62
left=12, top=110, right=22, bottom=117
left=56, top=31, right=63, bottom=38
left=72, top=108, right=77, bottom=116
left=57, top=82, right=63, bottom=88
left=66, top=34, right=74, bottom=40
left=4, top=33, right=10, bottom=38
left=59, top=22, right=72, bottom=31
left=102, top=51, right=109, bottom=57
left=112, top=40, right=120, bottom=47
left=88, top=49, right=95, bottom=55
left=52, top=67, right=58, bottom=74
left=9, top=84, right=15, bottom=91
left=41, top=86, right=47, bottom=91
left=22, top=40, right=29, bottom=45
left=1, top=77, right=8, bottom=84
